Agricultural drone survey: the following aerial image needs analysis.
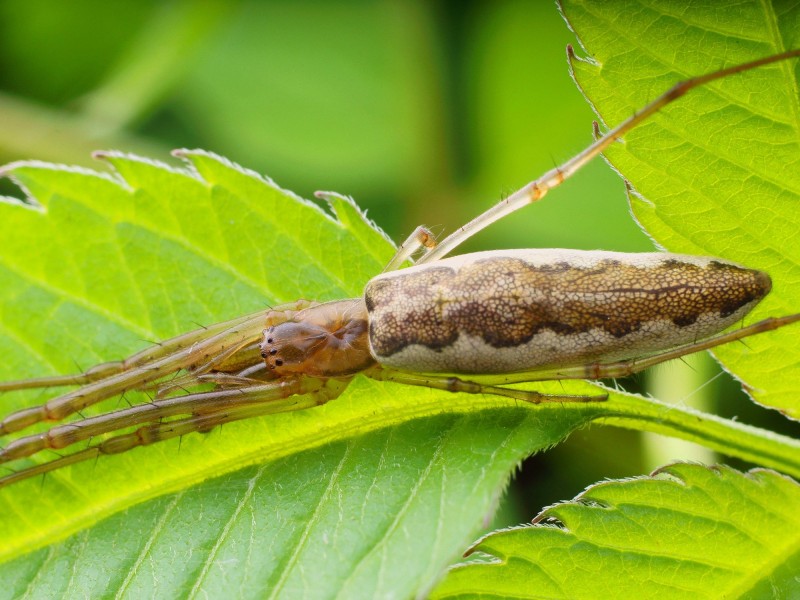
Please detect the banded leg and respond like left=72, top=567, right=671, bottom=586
left=418, top=48, right=800, bottom=262
left=368, top=367, right=606, bottom=404
left=490, top=314, right=800, bottom=385
left=153, top=370, right=270, bottom=398
left=381, top=226, right=437, bottom=272
left=150, top=341, right=267, bottom=398
left=0, top=308, right=270, bottom=392
left=0, top=377, right=349, bottom=489
left=0, top=314, right=265, bottom=434
left=0, top=301, right=314, bottom=435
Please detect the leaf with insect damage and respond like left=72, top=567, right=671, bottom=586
left=432, top=463, right=800, bottom=599
left=562, top=0, right=800, bottom=417
left=0, top=151, right=607, bottom=596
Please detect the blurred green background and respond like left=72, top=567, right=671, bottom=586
left=0, top=0, right=786, bottom=525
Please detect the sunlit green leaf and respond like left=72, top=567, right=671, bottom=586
left=1, top=1, right=798, bottom=596
left=434, top=464, right=800, bottom=599
left=562, top=0, right=800, bottom=416
left=0, top=151, right=605, bottom=597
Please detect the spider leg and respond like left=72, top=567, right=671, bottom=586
left=368, top=367, right=605, bottom=404
left=0, top=308, right=271, bottom=392
left=0, top=376, right=348, bottom=488
left=0, top=302, right=317, bottom=435
left=488, top=314, right=800, bottom=385
left=418, top=49, right=800, bottom=262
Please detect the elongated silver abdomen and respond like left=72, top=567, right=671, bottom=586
left=364, top=249, right=771, bottom=374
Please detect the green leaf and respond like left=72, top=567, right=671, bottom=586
left=430, top=4, right=800, bottom=598
left=561, top=0, right=800, bottom=416
left=2, top=3, right=799, bottom=596
left=432, top=463, right=800, bottom=599
left=1, top=409, right=595, bottom=598
left=0, top=151, right=606, bottom=596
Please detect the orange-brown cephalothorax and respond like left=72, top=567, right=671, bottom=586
left=261, top=299, right=374, bottom=378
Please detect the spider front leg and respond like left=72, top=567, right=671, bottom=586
left=0, top=375, right=350, bottom=489
left=0, top=301, right=318, bottom=435
left=0, top=308, right=271, bottom=392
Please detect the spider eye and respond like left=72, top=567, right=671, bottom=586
left=274, top=359, right=283, bottom=366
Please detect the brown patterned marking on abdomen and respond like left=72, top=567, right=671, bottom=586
left=365, top=253, right=771, bottom=359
